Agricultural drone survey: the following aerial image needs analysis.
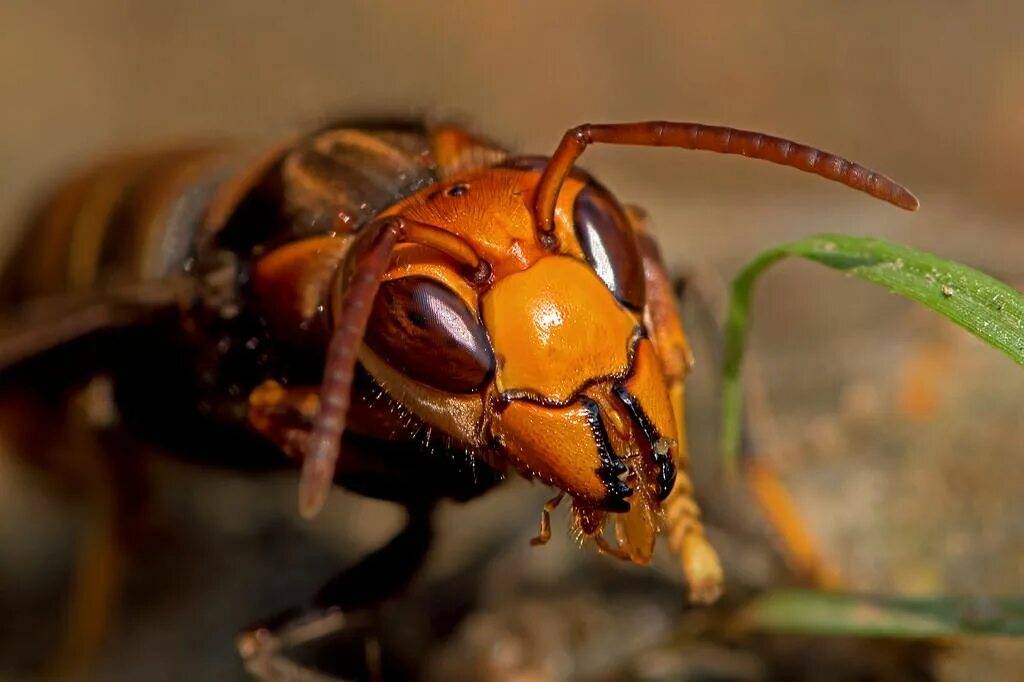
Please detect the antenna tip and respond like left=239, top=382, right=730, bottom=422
left=893, top=186, right=921, bottom=212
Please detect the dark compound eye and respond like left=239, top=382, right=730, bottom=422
left=365, top=276, right=494, bottom=393
left=573, top=184, right=646, bottom=310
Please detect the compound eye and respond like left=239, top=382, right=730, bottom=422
left=365, top=276, right=494, bottom=393
left=573, top=185, right=646, bottom=310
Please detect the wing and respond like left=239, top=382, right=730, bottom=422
left=0, top=279, right=191, bottom=378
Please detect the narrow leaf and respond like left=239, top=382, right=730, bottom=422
left=740, top=590, right=1024, bottom=638
left=722, top=234, right=1024, bottom=474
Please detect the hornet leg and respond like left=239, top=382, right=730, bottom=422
left=627, top=206, right=724, bottom=603
left=238, top=503, right=435, bottom=681
left=667, top=252, right=842, bottom=589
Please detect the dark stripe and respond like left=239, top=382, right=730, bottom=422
left=579, top=395, right=632, bottom=512
left=96, top=150, right=228, bottom=284
left=612, top=385, right=676, bottom=501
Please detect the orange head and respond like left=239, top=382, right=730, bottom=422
left=334, top=162, right=680, bottom=561
left=304, top=121, right=918, bottom=564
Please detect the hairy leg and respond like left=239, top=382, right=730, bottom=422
left=627, top=206, right=723, bottom=603
left=668, top=253, right=842, bottom=589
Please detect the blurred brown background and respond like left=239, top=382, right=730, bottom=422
left=1, top=1, right=1023, bottom=680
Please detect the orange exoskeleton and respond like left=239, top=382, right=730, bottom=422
left=240, top=121, right=917, bottom=604
left=0, top=118, right=917, bottom=652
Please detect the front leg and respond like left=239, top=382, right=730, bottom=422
left=673, top=266, right=842, bottom=588
left=630, top=205, right=840, bottom=589
left=627, top=206, right=724, bottom=603
left=238, top=504, right=434, bottom=682
left=243, top=372, right=446, bottom=680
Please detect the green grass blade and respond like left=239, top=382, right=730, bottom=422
left=722, top=233, right=1024, bottom=475
left=739, top=590, right=1024, bottom=637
